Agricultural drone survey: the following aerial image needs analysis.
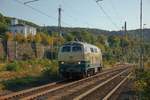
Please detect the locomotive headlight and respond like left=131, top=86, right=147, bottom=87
left=61, top=61, right=64, bottom=64
left=78, top=61, right=81, bottom=64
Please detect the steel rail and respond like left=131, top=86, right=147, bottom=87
left=73, top=68, right=130, bottom=100
left=102, top=73, right=132, bottom=100
left=0, top=64, right=129, bottom=100
left=22, top=66, right=129, bottom=100
left=0, top=80, right=65, bottom=100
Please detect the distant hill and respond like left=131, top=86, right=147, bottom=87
left=40, top=26, right=110, bottom=35
left=0, top=13, right=150, bottom=42
left=41, top=26, right=150, bottom=42
left=110, top=29, right=150, bottom=42
left=129, top=29, right=150, bottom=42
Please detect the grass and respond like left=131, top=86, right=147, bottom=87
left=5, top=61, right=20, bottom=71
left=134, top=69, right=150, bottom=100
left=2, top=75, right=58, bottom=91
left=145, top=61, right=150, bottom=69
left=103, top=60, right=117, bottom=68
left=42, top=60, right=59, bottom=79
left=0, top=63, right=5, bottom=71
left=2, top=67, right=60, bottom=91
left=0, top=59, right=123, bottom=91
left=0, top=59, right=60, bottom=91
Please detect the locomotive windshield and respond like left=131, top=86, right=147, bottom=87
left=61, top=45, right=82, bottom=52
left=61, top=46, right=71, bottom=52
left=72, top=46, right=82, bottom=52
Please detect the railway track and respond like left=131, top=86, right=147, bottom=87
left=0, top=80, right=67, bottom=100
left=75, top=69, right=132, bottom=100
left=0, top=65, right=131, bottom=100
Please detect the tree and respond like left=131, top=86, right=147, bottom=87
left=108, top=35, right=120, bottom=48
left=95, top=42, right=105, bottom=52
left=120, top=37, right=129, bottom=48
left=69, top=31, right=95, bottom=43
left=0, top=22, right=8, bottom=34
left=64, top=33, right=74, bottom=42
left=97, top=35, right=107, bottom=45
left=5, top=32, right=14, bottom=41
left=57, top=36, right=65, bottom=44
left=27, top=34, right=33, bottom=42
left=40, top=33, right=48, bottom=45
left=34, top=34, right=42, bottom=43
left=47, top=36, right=53, bottom=45
left=69, top=31, right=80, bottom=41
left=0, top=13, right=8, bottom=33
left=15, top=33, right=26, bottom=43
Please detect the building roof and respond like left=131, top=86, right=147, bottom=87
left=64, top=41, right=100, bottom=49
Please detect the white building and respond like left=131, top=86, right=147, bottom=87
left=9, top=18, right=36, bottom=37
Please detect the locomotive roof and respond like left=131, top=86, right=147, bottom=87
left=64, top=41, right=99, bottom=49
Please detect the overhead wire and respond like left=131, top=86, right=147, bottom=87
left=94, top=0, right=119, bottom=29
left=24, top=0, right=39, bottom=5
left=108, top=0, right=122, bottom=24
left=13, top=0, right=120, bottom=29
left=61, top=0, right=92, bottom=27
left=62, top=10, right=91, bottom=27
left=13, top=0, right=72, bottom=27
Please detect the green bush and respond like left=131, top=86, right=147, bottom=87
left=42, top=60, right=59, bottom=79
left=5, top=62, right=20, bottom=71
left=3, top=76, right=38, bottom=91
left=135, top=70, right=150, bottom=100
left=3, top=75, right=59, bottom=91
left=146, top=61, right=150, bottom=68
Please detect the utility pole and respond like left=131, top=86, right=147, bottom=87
left=56, top=5, right=62, bottom=59
left=121, top=26, right=124, bottom=64
left=124, top=21, right=127, bottom=63
left=124, top=21, right=127, bottom=40
left=140, top=0, right=144, bottom=71
left=58, top=5, right=62, bottom=37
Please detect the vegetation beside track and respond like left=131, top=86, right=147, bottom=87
left=135, top=69, right=150, bottom=100
left=0, top=59, right=59, bottom=91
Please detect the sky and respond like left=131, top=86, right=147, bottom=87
left=0, top=0, right=150, bottom=31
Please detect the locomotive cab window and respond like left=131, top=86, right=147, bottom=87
left=90, top=48, right=94, bottom=53
left=61, top=46, right=71, bottom=52
left=72, top=46, right=82, bottom=52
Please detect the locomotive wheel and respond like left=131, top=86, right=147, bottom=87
left=93, top=69, right=96, bottom=75
left=87, top=71, right=90, bottom=77
left=82, top=72, right=87, bottom=78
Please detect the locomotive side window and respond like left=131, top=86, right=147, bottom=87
left=94, top=48, right=98, bottom=53
left=90, top=48, right=94, bottom=52
left=72, top=46, right=82, bottom=52
left=61, top=46, right=71, bottom=52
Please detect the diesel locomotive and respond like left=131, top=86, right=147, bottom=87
left=58, top=41, right=103, bottom=78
